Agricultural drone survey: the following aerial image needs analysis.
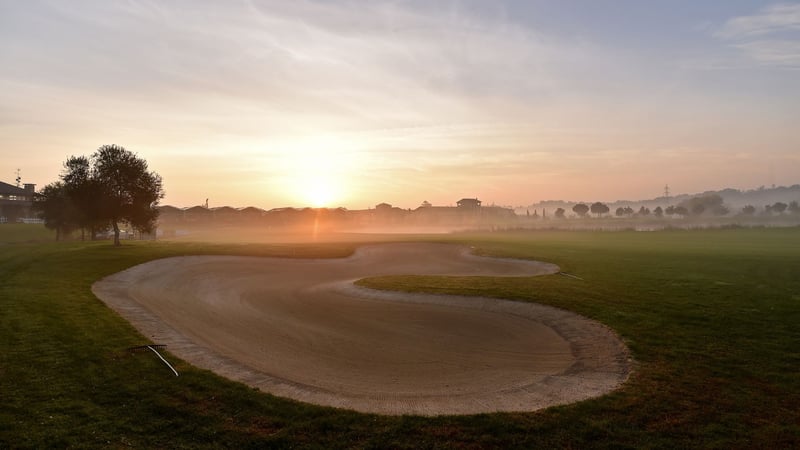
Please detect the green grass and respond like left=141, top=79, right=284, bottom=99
left=2, top=228, right=799, bottom=448
left=0, top=223, right=55, bottom=243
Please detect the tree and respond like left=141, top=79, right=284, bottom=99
left=62, top=155, right=107, bottom=240
left=679, top=194, right=725, bottom=217
left=39, top=145, right=164, bottom=246
left=590, top=202, right=609, bottom=217
left=711, top=204, right=729, bottom=216
left=771, top=202, right=788, bottom=214
left=554, top=207, right=566, bottom=219
left=653, top=206, right=663, bottom=217
left=35, top=182, right=77, bottom=241
left=638, top=206, right=651, bottom=216
left=789, top=201, right=800, bottom=214
left=615, top=207, right=625, bottom=217
left=572, top=203, right=589, bottom=217
left=92, top=145, right=164, bottom=246
left=741, top=205, right=756, bottom=215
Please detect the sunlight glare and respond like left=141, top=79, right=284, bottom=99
left=277, top=135, right=359, bottom=207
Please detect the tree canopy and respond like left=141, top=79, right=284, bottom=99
left=572, top=203, right=589, bottom=217
left=36, top=181, right=76, bottom=241
left=590, top=202, right=610, bottom=217
left=36, top=145, right=164, bottom=245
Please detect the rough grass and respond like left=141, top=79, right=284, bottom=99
left=1, top=228, right=799, bottom=448
left=0, top=223, right=55, bottom=243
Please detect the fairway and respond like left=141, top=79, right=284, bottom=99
left=92, top=243, right=629, bottom=415
left=1, top=227, right=799, bottom=448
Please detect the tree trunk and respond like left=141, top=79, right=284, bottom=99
left=112, top=221, right=121, bottom=246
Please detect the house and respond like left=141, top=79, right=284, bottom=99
left=0, top=181, right=36, bottom=223
left=183, top=205, right=213, bottom=222
left=456, top=198, right=481, bottom=209
left=211, top=206, right=240, bottom=222
left=156, top=205, right=185, bottom=222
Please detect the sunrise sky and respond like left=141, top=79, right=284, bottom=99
left=2, top=1, right=798, bottom=209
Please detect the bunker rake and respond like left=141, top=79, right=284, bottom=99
left=127, top=344, right=179, bottom=377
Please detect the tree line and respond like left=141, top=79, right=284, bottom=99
left=547, top=194, right=800, bottom=219
left=36, top=145, right=164, bottom=245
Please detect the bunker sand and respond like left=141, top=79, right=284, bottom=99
left=93, top=243, right=630, bottom=415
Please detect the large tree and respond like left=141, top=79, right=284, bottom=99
left=45, top=145, right=164, bottom=246
left=91, top=145, right=164, bottom=246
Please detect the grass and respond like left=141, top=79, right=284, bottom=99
left=0, top=223, right=55, bottom=243
left=1, top=228, right=799, bottom=448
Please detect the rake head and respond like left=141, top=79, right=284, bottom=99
left=127, top=344, right=167, bottom=353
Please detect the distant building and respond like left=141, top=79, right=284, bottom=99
left=456, top=198, right=481, bottom=209
left=0, top=181, right=36, bottom=223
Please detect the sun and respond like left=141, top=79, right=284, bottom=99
left=276, top=135, right=358, bottom=207
left=303, top=176, right=339, bottom=208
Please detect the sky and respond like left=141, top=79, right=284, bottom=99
left=2, top=0, right=799, bottom=209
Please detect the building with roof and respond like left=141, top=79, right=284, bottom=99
left=0, top=181, right=36, bottom=223
left=456, top=198, right=482, bottom=209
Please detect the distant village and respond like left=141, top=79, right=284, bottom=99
left=155, top=198, right=518, bottom=231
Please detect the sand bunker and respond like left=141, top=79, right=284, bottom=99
left=93, top=243, right=630, bottom=415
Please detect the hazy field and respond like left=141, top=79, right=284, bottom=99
left=1, top=225, right=798, bottom=448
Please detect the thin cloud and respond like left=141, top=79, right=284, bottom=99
left=715, top=3, right=800, bottom=38
left=714, top=3, right=800, bottom=69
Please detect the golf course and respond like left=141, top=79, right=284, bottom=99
left=1, top=225, right=799, bottom=448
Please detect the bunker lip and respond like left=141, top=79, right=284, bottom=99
left=92, top=242, right=631, bottom=416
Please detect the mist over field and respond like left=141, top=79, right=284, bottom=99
left=146, top=184, right=800, bottom=244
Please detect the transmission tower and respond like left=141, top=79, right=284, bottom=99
left=15, top=168, right=21, bottom=187
left=664, top=184, right=670, bottom=199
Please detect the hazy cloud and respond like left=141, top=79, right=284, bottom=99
left=714, top=3, right=800, bottom=68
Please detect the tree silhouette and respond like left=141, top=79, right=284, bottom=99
left=572, top=203, right=589, bottom=217
left=92, top=145, right=164, bottom=245
left=554, top=207, right=566, bottom=219
left=35, top=181, right=76, bottom=241
left=62, top=155, right=107, bottom=240
left=771, top=202, right=788, bottom=214
left=41, top=145, right=164, bottom=246
left=590, top=202, right=609, bottom=217
left=653, top=206, right=663, bottom=217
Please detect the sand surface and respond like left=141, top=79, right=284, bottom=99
left=92, top=243, right=630, bottom=415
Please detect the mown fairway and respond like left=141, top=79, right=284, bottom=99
left=1, top=226, right=799, bottom=448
